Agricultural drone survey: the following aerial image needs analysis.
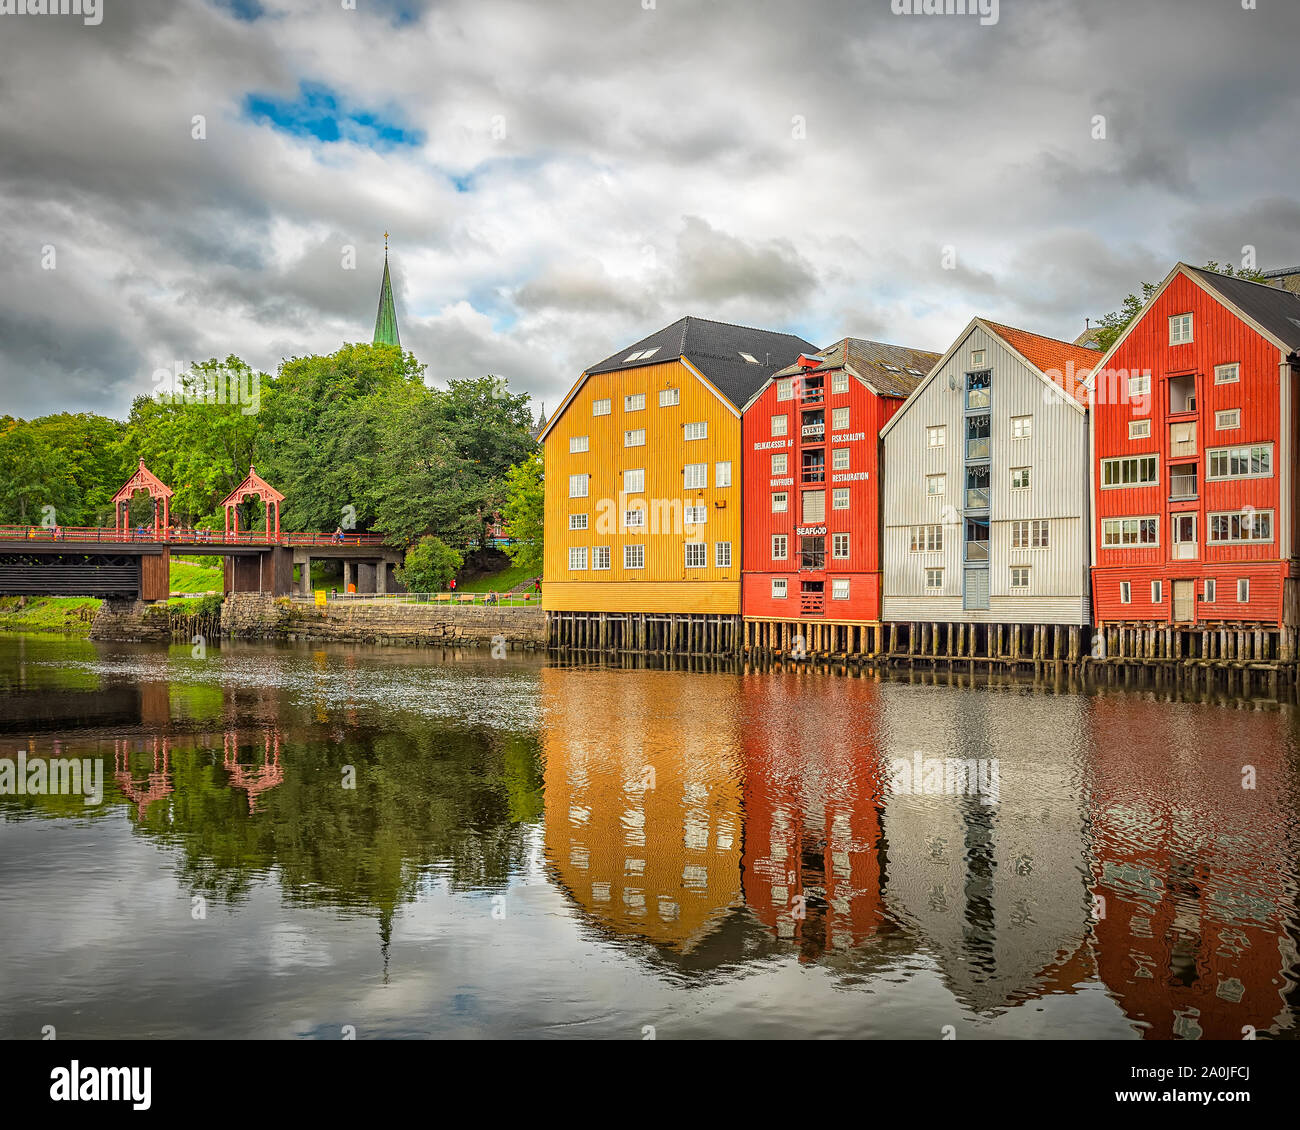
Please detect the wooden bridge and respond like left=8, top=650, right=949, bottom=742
left=0, top=462, right=403, bottom=600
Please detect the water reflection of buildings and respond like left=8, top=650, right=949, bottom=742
left=1087, top=699, right=1299, bottom=1039
left=738, top=672, right=886, bottom=956
left=114, top=737, right=173, bottom=820
left=222, top=730, right=284, bottom=813
left=540, top=668, right=745, bottom=952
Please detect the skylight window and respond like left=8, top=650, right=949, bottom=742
left=639, top=346, right=659, bottom=359
left=624, top=347, right=660, bottom=362
left=907, top=367, right=923, bottom=376
left=883, top=363, right=901, bottom=372
left=739, top=352, right=761, bottom=363
left=623, top=351, right=645, bottom=362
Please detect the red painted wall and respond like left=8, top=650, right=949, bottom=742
left=741, top=369, right=900, bottom=622
left=1091, top=271, right=1290, bottom=625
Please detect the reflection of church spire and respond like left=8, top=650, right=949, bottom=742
left=379, top=903, right=394, bottom=983
left=373, top=232, right=400, bottom=348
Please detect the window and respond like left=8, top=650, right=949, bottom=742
left=771, top=414, right=788, bottom=436
left=592, top=546, right=611, bottom=570
left=832, top=488, right=849, bottom=510
left=715, top=461, right=732, bottom=487
left=1120, top=581, right=1131, bottom=604
left=1129, top=419, right=1151, bottom=439
left=832, top=448, right=850, bottom=471
left=831, top=407, right=849, bottom=430
left=832, top=371, right=849, bottom=394
left=568, top=547, right=587, bottom=571
left=624, top=544, right=644, bottom=569
left=1010, top=467, right=1031, bottom=490
left=971, top=349, right=986, bottom=368
left=926, top=474, right=945, bottom=496
left=1169, top=313, right=1193, bottom=344
left=568, top=474, right=589, bottom=498
left=1102, top=517, right=1158, bottom=546
left=622, top=347, right=659, bottom=362
left=1101, top=455, right=1158, bottom=487
left=928, top=426, right=946, bottom=447
left=684, top=421, right=707, bottom=441
left=715, top=542, right=732, bottom=568
left=623, top=507, right=645, bottom=529
left=624, top=393, right=645, bottom=412
left=832, top=533, right=850, bottom=559
left=772, top=492, right=788, bottom=513
left=659, top=387, right=680, bottom=407
left=910, top=525, right=943, bottom=552
left=966, top=370, right=991, bottom=409
left=771, top=454, right=788, bottom=475
left=624, top=428, right=645, bottom=447
left=592, top=398, right=611, bottom=416
left=1152, top=580, right=1163, bottom=604
left=776, top=378, right=793, bottom=401
left=1215, top=409, right=1240, bottom=430
left=569, top=513, right=588, bottom=531
left=772, top=578, right=788, bottom=599
left=1204, top=578, right=1215, bottom=602
left=802, top=490, right=825, bottom=524
left=925, top=568, right=943, bottom=589
left=1238, top=578, right=1250, bottom=603
left=772, top=534, right=788, bottom=560
left=684, top=504, right=707, bottom=526
left=570, top=435, right=589, bottom=453
left=684, top=543, right=707, bottom=569
left=1209, top=509, right=1273, bottom=543
left=1208, top=443, right=1272, bottom=480
left=683, top=463, right=707, bottom=489
left=623, top=468, right=645, bottom=493
left=1128, top=373, right=1151, bottom=397
left=1011, top=415, right=1032, bottom=439
left=1011, top=520, right=1049, bottom=549
left=1214, top=363, right=1240, bottom=385
left=1011, top=566, right=1030, bottom=589
left=832, top=578, right=850, bottom=601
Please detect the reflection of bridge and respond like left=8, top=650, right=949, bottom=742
left=0, top=461, right=402, bottom=600
left=113, top=730, right=286, bottom=818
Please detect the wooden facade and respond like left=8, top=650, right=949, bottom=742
left=1089, top=264, right=1300, bottom=636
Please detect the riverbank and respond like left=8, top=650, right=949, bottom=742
left=0, top=596, right=100, bottom=635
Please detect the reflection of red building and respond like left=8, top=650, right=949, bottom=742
left=222, top=730, right=284, bottom=813
left=1088, top=699, right=1295, bottom=1039
left=114, top=737, right=173, bottom=819
left=738, top=672, right=886, bottom=956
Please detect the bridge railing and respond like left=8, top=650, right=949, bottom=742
left=0, top=525, right=388, bottom=548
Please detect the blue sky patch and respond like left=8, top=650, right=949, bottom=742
left=211, top=0, right=264, bottom=20
left=243, top=82, right=423, bottom=149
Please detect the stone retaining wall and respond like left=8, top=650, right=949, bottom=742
left=281, top=600, right=545, bottom=649
left=89, top=598, right=172, bottom=642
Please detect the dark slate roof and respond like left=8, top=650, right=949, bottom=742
left=771, top=337, right=941, bottom=398
left=1187, top=265, right=1300, bottom=352
left=585, top=316, right=820, bottom=409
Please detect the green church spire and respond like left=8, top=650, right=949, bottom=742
left=373, top=232, right=400, bottom=348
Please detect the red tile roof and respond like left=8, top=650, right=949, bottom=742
left=983, top=320, right=1096, bottom=406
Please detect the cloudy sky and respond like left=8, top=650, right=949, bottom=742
left=2, top=0, right=1299, bottom=421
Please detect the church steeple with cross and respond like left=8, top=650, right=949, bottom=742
left=373, top=232, right=400, bottom=348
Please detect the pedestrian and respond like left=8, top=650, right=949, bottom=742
left=449, top=577, right=457, bottom=593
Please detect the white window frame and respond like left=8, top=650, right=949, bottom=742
left=683, top=421, right=707, bottom=441
left=592, top=398, right=611, bottom=417
left=1215, top=409, right=1240, bottom=431
left=569, top=435, right=589, bottom=453
left=832, top=488, right=849, bottom=510
left=1203, top=578, right=1215, bottom=602
left=772, top=578, right=788, bottom=599
left=1010, top=466, right=1031, bottom=490
left=1120, top=581, right=1131, bottom=604
left=1101, top=455, right=1159, bottom=488
left=771, top=414, right=788, bottom=436
left=1010, top=566, right=1030, bottom=590
left=623, top=468, right=645, bottom=493
left=568, top=547, right=588, bottom=571
left=569, top=513, right=588, bottom=531
left=1238, top=578, right=1250, bottom=603
left=1207, top=443, right=1273, bottom=481
left=624, top=393, right=646, bottom=412
left=971, top=349, right=986, bottom=368
left=832, top=532, right=850, bottom=559
left=1151, top=579, right=1163, bottom=604
left=832, top=371, right=850, bottom=394
left=926, top=473, right=945, bottom=496
left=927, top=425, right=946, bottom=448
left=772, top=534, right=788, bottom=560
left=624, top=428, right=645, bottom=448
left=910, top=525, right=943, bottom=553
left=776, top=378, right=793, bottom=402
left=623, top=507, right=646, bottom=530
left=659, top=387, right=680, bottom=407
left=684, top=542, right=707, bottom=569
left=772, top=492, right=788, bottom=513
left=684, top=463, right=707, bottom=489
left=1128, top=373, right=1151, bottom=397
left=684, top=504, right=707, bottom=526
left=568, top=474, right=589, bottom=498
left=1102, top=516, right=1159, bottom=547
left=831, top=406, right=849, bottom=430
left=832, top=448, right=850, bottom=471
left=715, top=461, right=732, bottom=488
left=1011, top=415, right=1032, bottom=439
left=1208, top=509, right=1274, bottom=544
left=771, top=454, right=788, bottom=476
left=924, top=567, right=943, bottom=590
left=715, top=541, right=732, bottom=568
left=1214, top=363, right=1240, bottom=385
left=624, top=544, right=644, bottom=570
left=831, top=578, right=850, bottom=601
left=1128, top=419, right=1151, bottom=440
left=592, top=546, right=611, bottom=571
left=1169, top=313, right=1193, bottom=345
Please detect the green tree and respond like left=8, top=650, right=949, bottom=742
left=500, top=450, right=543, bottom=576
left=395, top=535, right=464, bottom=593
left=1093, top=261, right=1270, bottom=352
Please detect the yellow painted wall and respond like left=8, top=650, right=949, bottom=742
left=543, top=358, right=743, bottom=614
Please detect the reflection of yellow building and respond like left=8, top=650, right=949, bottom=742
left=540, top=667, right=744, bottom=950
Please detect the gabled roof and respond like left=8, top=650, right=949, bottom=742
left=220, top=465, right=285, bottom=508
left=745, top=336, right=941, bottom=412
left=1185, top=266, right=1300, bottom=352
left=880, top=316, right=1089, bottom=439
left=111, top=458, right=173, bottom=503
left=982, top=321, right=1097, bottom=406
left=584, top=315, right=819, bottom=411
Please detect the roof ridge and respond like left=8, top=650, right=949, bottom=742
left=1188, top=263, right=1300, bottom=299
left=980, top=318, right=1087, bottom=349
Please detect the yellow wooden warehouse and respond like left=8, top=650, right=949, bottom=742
left=540, top=316, right=818, bottom=647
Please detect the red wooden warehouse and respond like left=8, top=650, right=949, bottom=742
left=1088, top=263, right=1300, bottom=654
left=741, top=338, right=940, bottom=635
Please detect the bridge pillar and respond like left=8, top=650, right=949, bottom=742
left=357, top=562, right=376, bottom=594
left=376, top=561, right=388, bottom=594
left=299, top=554, right=313, bottom=596
left=342, top=561, right=354, bottom=592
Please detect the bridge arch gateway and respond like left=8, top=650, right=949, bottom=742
left=220, top=465, right=284, bottom=538
left=111, top=459, right=173, bottom=537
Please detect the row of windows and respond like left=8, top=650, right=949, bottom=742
left=1126, top=408, right=1243, bottom=441
left=1101, top=445, right=1273, bottom=488
left=769, top=405, right=854, bottom=431
left=905, top=520, right=1051, bottom=552
left=770, top=533, right=852, bottom=560
left=771, top=577, right=852, bottom=599
left=770, top=488, right=851, bottom=512
left=923, top=415, right=1032, bottom=448
left=567, top=543, right=731, bottom=570
left=1102, top=510, right=1275, bottom=546
left=567, top=463, right=732, bottom=497
left=1118, top=578, right=1250, bottom=604
left=591, top=388, right=680, bottom=418
left=775, top=372, right=854, bottom=401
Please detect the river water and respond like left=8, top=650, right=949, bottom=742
left=0, top=632, right=1296, bottom=1040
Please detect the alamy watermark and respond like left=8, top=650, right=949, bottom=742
left=0, top=752, right=103, bottom=806
left=0, top=0, right=102, bottom=26
left=152, top=362, right=260, bottom=415
left=889, top=752, right=1000, bottom=805
left=891, top=0, right=998, bottom=27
